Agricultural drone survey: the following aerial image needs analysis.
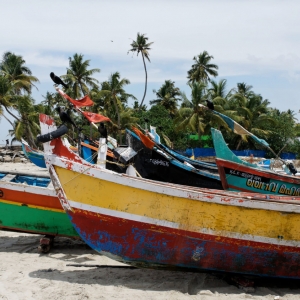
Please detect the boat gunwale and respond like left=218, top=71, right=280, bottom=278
left=216, top=158, right=300, bottom=184
left=47, top=153, right=300, bottom=212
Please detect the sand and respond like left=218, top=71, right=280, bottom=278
left=0, top=162, right=300, bottom=300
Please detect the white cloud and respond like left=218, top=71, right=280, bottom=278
left=1, top=0, right=300, bottom=137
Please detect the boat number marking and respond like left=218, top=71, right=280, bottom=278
left=226, top=167, right=300, bottom=195
left=146, top=158, right=169, bottom=167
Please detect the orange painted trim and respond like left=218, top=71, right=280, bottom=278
left=0, top=188, right=62, bottom=210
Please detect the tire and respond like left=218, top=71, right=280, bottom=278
left=37, top=125, right=68, bottom=143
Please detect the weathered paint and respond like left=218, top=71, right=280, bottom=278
left=126, top=129, right=222, bottom=189
left=49, top=155, right=300, bottom=278
left=0, top=200, right=78, bottom=237
left=21, top=142, right=46, bottom=168
left=212, top=127, right=300, bottom=195
left=68, top=207, right=300, bottom=278
left=217, top=160, right=300, bottom=195
left=0, top=176, right=78, bottom=237
left=40, top=114, right=300, bottom=278
left=55, top=166, right=300, bottom=243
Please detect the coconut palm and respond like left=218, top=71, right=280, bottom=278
left=174, top=82, right=208, bottom=140
left=112, top=108, right=139, bottom=144
left=0, top=52, right=39, bottom=94
left=228, top=84, right=274, bottom=149
left=128, top=33, right=153, bottom=109
left=150, top=80, right=181, bottom=117
left=41, top=91, right=66, bottom=115
left=208, top=79, right=233, bottom=103
left=94, top=72, right=136, bottom=143
left=62, top=53, right=100, bottom=99
left=187, top=51, right=218, bottom=84
left=175, top=81, right=234, bottom=146
left=0, top=75, right=21, bottom=123
left=206, top=79, right=238, bottom=120
left=10, top=95, right=41, bottom=148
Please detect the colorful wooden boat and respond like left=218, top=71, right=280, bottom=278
left=21, top=139, right=46, bottom=168
left=0, top=169, right=79, bottom=251
left=40, top=113, right=300, bottom=279
left=211, top=128, right=300, bottom=195
left=22, top=137, right=125, bottom=173
left=159, top=142, right=217, bottom=169
left=147, top=127, right=218, bottom=170
left=126, top=129, right=222, bottom=189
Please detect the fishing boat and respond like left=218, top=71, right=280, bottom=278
left=0, top=168, right=79, bottom=252
left=40, top=113, right=300, bottom=279
left=21, top=139, right=47, bottom=168
left=126, top=128, right=222, bottom=189
left=22, top=136, right=126, bottom=174
left=211, top=128, right=300, bottom=195
left=148, top=126, right=218, bottom=170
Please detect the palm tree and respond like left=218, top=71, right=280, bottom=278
left=62, top=53, right=100, bottom=99
left=10, top=95, right=41, bottom=148
left=0, top=75, right=21, bottom=123
left=228, top=84, right=274, bottom=149
left=187, top=51, right=218, bottom=84
left=150, top=80, right=181, bottom=116
left=128, top=33, right=153, bottom=109
left=41, top=92, right=66, bottom=115
left=208, top=79, right=233, bottom=103
left=174, top=82, right=208, bottom=140
left=94, top=72, right=136, bottom=143
left=0, top=52, right=39, bottom=94
left=112, top=108, right=139, bottom=144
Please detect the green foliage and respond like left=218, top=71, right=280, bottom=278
left=261, top=109, right=299, bottom=157
left=62, top=53, right=100, bottom=99
left=150, top=80, right=181, bottom=116
left=187, top=51, right=218, bottom=84
left=128, top=33, right=153, bottom=109
left=1, top=49, right=300, bottom=157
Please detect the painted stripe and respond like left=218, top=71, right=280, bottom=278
left=0, top=181, right=55, bottom=197
left=0, top=187, right=61, bottom=210
left=51, top=159, right=300, bottom=211
left=68, top=200, right=300, bottom=248
left=0, top=201, right=78, bottom=237
left=0, top=198, right=63, bottom=213
left=67, top=207, right=300, bottom=278
left=51, top=164, right=300, bottom=242
left=217, top=159, right=300, bottom=184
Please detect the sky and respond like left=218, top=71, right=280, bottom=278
left=1, top=0, right=300, bottom=145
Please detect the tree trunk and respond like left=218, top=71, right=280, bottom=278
left=1, top=114, right=14, bottom=128
left=27, top=125, right=38, bottom=149
left=139, top=54, right=148, bottom=110
left=236, top=138, right=242, bottom=150
left=112, top=96, right=121, bottom=144
left=4, top=106, right=20, bottom=122
left=80, top=82, right=93, bottom=139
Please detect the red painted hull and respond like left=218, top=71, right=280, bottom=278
left=68, top=208, right=300, bottom=278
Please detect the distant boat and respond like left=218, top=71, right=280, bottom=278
left=126, top=128, right=222, bottom=190
left=211, top=127, right=300, bottom=195
left=22, top=137, right=126, bottom=173
left=40, top=113, right=300, bottom=279
left=21, top=139, right=46, bottom=168
left=0, top=169, right=79, bottom=252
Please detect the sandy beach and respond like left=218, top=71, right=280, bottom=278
left=0, top=161, right=300, bottom=300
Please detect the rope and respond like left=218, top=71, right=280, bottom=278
left=61, top=163, right=95, bottom=187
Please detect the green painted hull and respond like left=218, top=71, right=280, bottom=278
left=0, top=201, right=78, bottom=237
left=211, top=128, right=300, bottom=195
